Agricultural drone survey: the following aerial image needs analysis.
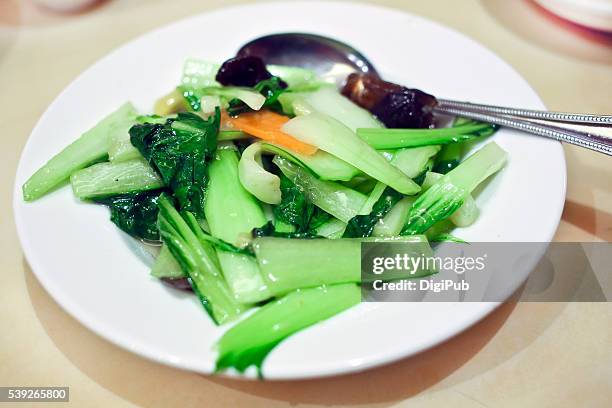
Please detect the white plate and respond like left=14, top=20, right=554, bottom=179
left=13, top=2, right=566, bottom=379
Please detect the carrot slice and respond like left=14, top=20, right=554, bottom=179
left=227, top=110, right=318, bottom=155
left=220, top=110, right=233, bottom=129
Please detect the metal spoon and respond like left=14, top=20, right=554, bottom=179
left=238, top=33, right=612, bottom=156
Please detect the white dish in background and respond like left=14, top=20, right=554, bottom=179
left=535, top=0, right=612, bottom=32
left=32, top=0, right=99, bottom=12
left=13, top=2, right=566, bottom=379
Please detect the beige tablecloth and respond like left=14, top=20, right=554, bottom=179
left=1, top=0, right=611, bottom=406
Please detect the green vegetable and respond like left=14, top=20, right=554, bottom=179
left=153, top=227, right=251, bottom=282
left=151, top=244, right=184, bottom=279
left=252, top=235, right=434, bottom=296
left=454, top=117, right=476, bottom=127
left=356, top=123, right=497, bottom=149
left=272, top=218, right=295, bottom=234
left=96, top=190, right=163, bottom=241
left=372, top=197, right=415, bottom=237
left=259, top=142, right=360, bottom=181
left=180, top=86, right=265, bottom=112
left=130, top=111, right=220, bottom=218
left=344, top=187, right=403, bottom=238
left=180, top=58, right=220, bottom=88
left=387, top=145, right=441, bottom=178
left=402, top=142, right=507, bottom=235
left=178, top=59, right=221, bottom=109
left=180, top=60, right=324, bottom=113
left=433, top=143, right=463, bottom=174
left=358, top=181, right=387, bottom=216
left=308, top=206, right=333, bottom=230
left=238, top=141, right=361, bottom=205
left=429, top=233, right=467, bottom=243
left=227, top=77, right=286, bottom=116
left=108, top=139, right=141, bottom=163
left=273, top=156, right=367, bottom=224
left=314, top=217, right=347, bottom=239
left=70, top=159, right=163, bottom=199
left=252, top=205, right=332, bottom=239
left=273, top=173, right=314, bottom=232
left=280, top=87, right=382, bottom=131
left=23, top=103, right=138, bottom=201
left=107, top=111, right=142, bottom=162
left=432, top=118, right=490, bottom=174
left=200, top=95, right=222, bottom=115
left=415, top=159, right=435, bottom=185
left=424, top=219, right=455, bottom=241
left=157, top=195, right=244, bottom=324
left=422, top=171, right=480, bottom=228
left=282, top=113, right=421, bottom=195
left=204, top=147, right=271, bottom=304
left=216, top=283, right=360, bottom=377
left=218, top=130, right=249, bottom=141
left=136, top=115, right=167, bottom=125
left=345, top=177, right=377, bottom=194
left=251, top=221, right=318, bottom=239
left=238, top=142, right=281, bottom=204
left=193, top=228, right=254, bottom=256
left=267, top=65, right=321, bottom=89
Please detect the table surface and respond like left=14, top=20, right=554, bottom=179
left=1, top=0, right=611, bottom=407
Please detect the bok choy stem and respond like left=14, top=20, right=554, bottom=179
left=260, top=142, right=361, bottom=181
left=70, top=159, right=163, bottom=199
left=372, top=197, right=415, bottom=237
left=280, top=87, right=383, bottom=131
left=422, top=172, right=480, bottom=228
left=282, top=112, right=420, bottom=195
left=238, top=143, right=281, bottom=204
left=157, top=195, right=244, bottom=324
left=252, top=235, right=433, bottom=296
left=151, top=244, right=184, bottom=279
left=23, top=103, right=138, bottom=201
left=402, top=142, right=507, bottom=235
left=273, top=156, right=367, bottom=223
left=216, top=283, right=360, bottom=377
left=357, top=123, right=497, bottom=149
left=205, top=146, right=271, bottom=304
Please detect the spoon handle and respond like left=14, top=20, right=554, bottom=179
left=437, top=99, right=612, bottom=125
left=434, top=106, right=612, bottom=156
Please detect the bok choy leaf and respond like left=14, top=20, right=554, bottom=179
left=96, top=189, right=163, bottom=241
left=129, top=110, right=220, bottom=218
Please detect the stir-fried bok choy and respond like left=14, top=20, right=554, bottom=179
left=22, top=53, right=507, bottom=377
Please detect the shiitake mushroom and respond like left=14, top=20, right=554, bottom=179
left=216, top=56, right=286, bottom=88
left=342, top=73, right=437, bottom=129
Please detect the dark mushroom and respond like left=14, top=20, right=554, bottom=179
left=216, top=55, right=286, bottom=88
left=160, top=277, right=193, bottom=292
left=342, top=73, right=438, bottom=129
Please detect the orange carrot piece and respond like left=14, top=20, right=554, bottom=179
left=220, top=110, right=233, bottom=129
left=227, top=111, right=318, bottom=155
